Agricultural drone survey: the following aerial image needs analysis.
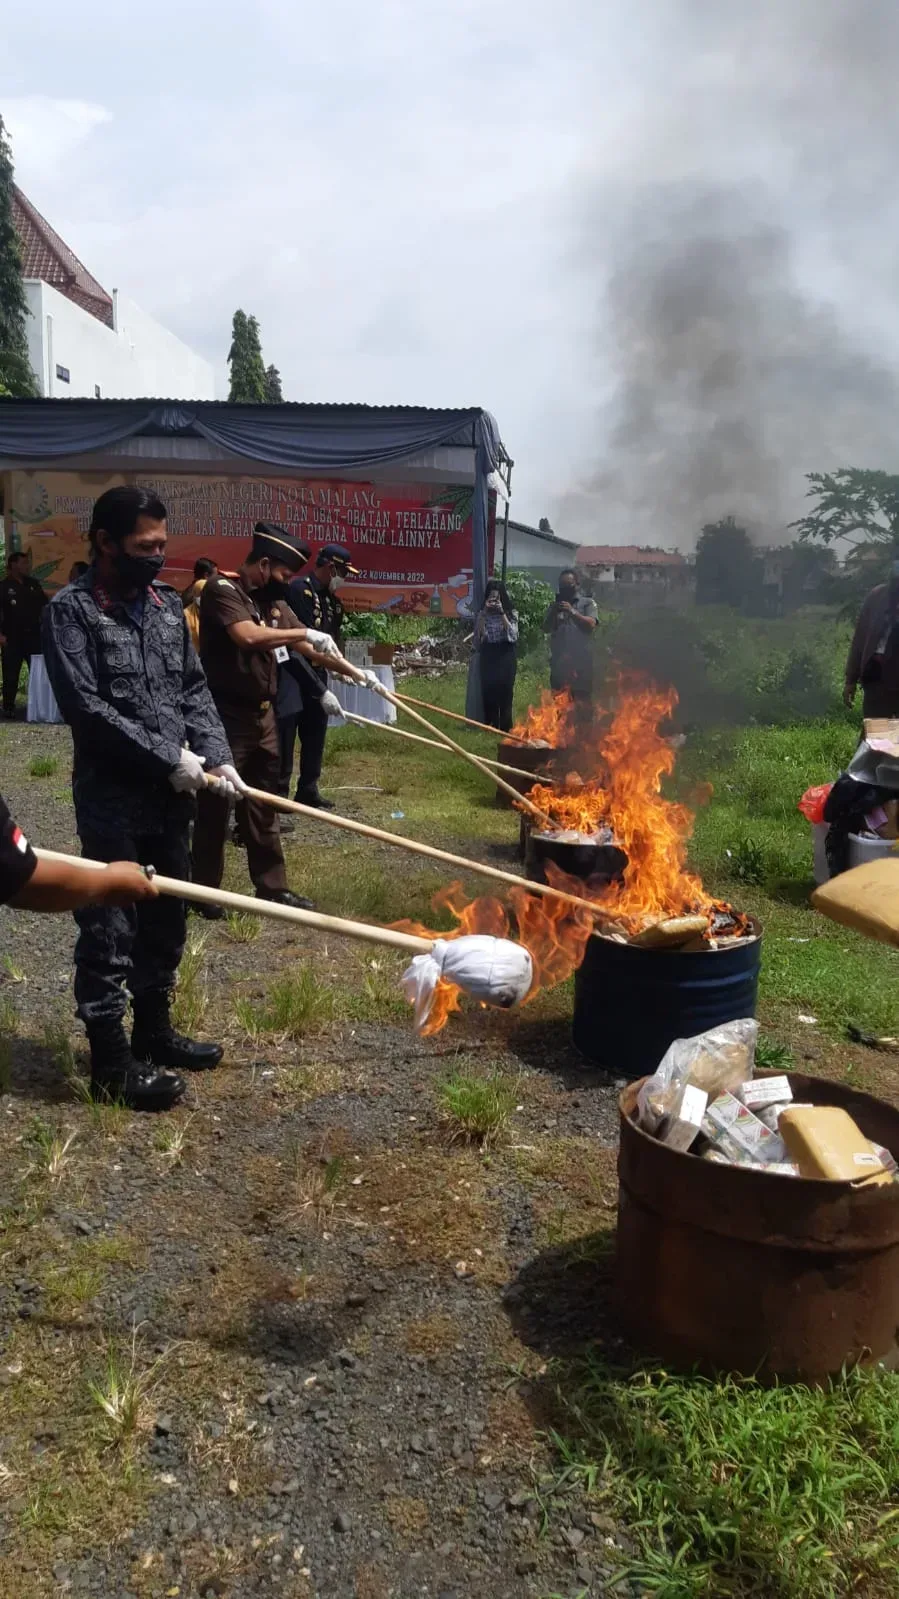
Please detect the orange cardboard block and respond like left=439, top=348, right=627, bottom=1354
left=811, top=857, right=899, bottom=948
left=779, top=1105, right=892, bottom=1185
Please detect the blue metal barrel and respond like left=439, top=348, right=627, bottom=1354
left=572, top=927, right=762, bottom=1076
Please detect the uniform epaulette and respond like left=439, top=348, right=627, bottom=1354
left=215, top=578, right=235, bottom=589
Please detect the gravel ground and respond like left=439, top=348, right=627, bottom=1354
left=0, top=722, right=628, bottom=1599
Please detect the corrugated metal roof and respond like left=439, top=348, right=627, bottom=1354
left=12, top=186, right=114, bottom=329
left=506, top=519, right=578, bottom=548
left=577, top=544, right=685, bottom=567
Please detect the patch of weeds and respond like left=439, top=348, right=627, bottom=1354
left=153, top=1114, right=194, bottom=1165
left=726, top=836, right=767, bottom=885
left=554, top=1356, right=899, bottom=1598
left=25, top=1117, right=77, bottom=1182
left=29, top=754, right=59, bottom=778
left=43, top=1015, right=78, bottom=1080
left=264, top=966, right=335, bottom=1038
left=225, top=910, right=261, bottom=943
left=87, top=1329, right=163, bottom=1450
left=45, top=1263, right=104, bottom=1315
left=274, top=1060, right=343, bottom=1101
left=402, top=1315, right=459, bottom=1359
left=2, top=953, right=26, bottom=983
left=0, top=996, right=18, bottom=1093
left=438, top=1064, right=520, bottom=1147
left=345, top=956, right=408, bottom=1021
left=171, top=927, right=209, bottom=1033
left=282, top=1142, right=346, bottom=1226
left=755, top=1034, right=794, bottom=1072
left=232, top=995, right=265, bottom=1043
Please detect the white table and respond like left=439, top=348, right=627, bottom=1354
left=328, top=665, right=396, bottom=726
left=26, top=655, right=64, bottom=725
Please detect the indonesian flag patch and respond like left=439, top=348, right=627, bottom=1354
left=11, top=825, right=28, bottom=854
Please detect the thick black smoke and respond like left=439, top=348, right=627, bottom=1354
left=562, top=0, right=899, bottom=548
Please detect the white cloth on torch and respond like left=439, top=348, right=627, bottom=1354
left=401, top=935, right=534, bottom=1031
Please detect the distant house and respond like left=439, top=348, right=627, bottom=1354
left=576, top=545, right=693, bottom=608
left=497, top=517, right=579, bottom=585
left=12, top=186, right=215, bottom=401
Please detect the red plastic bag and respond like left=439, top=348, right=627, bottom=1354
left=798, top=783, right=832, bottom=824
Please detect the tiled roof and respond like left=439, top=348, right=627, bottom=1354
left=11, top=186, right=114, bottom=329
left=577, top=544, right=685, bottom=567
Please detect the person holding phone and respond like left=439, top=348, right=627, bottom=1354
left=474, top=578, right=519, bottom=731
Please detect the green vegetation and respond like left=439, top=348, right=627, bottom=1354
left=554, top=1358, right=899, bottom=1598
left=29, top=755, right=59, bottom=778
left=224, top=910, right=261, bottom=943
left=438, top=1064, right=520, bottom=1146
left=170, top=926, right=209, bottom=1034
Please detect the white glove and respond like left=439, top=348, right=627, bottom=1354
left=169, top=749, right=207, bottom=794
left=207, top=762, right=249, bottom=798
left=320, top=690, right=344, bottom=719
left=305, top=628, right=340, bottom=658
left=362, top=668, right=390, bottom=699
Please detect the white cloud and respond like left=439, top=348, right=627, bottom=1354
left=3, top=97, right=112, bottom=183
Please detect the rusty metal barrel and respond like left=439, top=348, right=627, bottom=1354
left=616, top=1071, right=899, bottom=1382
left=494, top=740, right=553, bottom=808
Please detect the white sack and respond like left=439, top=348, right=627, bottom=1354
left=401, top=935, right=534, bottom=1031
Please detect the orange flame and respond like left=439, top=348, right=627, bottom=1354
left=524, top=681, right=735, bottom=934
left=392, top=679, right=745, bottom=1035
left=393, top=879, right=595, bottom=1035
left=509, top=688, right=575, bottom=747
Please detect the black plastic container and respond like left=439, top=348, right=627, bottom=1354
left=572, top=926, right=762, bottom=1077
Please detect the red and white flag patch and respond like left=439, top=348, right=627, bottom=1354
left=11, top=826, right=28, bottom=854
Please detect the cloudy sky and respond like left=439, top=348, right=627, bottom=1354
left=5, top=1, right=899, bottom=547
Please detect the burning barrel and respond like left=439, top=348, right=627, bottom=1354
left=525, top=827, right=627, bottom=886
left=494, top=739, right=555, bottom=809
left=616, top=1070, right=899, bottom=1382
left=572, top=923, right=762, bottom=1077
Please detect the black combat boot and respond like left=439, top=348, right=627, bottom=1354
left=88, top=1019, right=186, bottom=1111
left=131, top=988, right=224, bottom=1072
left=294, top=786, right=335, bottom=811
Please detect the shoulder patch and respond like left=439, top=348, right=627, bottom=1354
left=215, top=578, right=235, bottom=590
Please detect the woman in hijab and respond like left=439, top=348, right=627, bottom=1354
left=475, top=578, right=519, bottom=731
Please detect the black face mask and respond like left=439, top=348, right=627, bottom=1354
left=260, top=578, right=289, bottom=602
left=115, top=550, right=165, bottom=590
left=559, top=583, right=577, bottom=599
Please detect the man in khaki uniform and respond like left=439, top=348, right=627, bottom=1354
left=191, top=524, right=340, bottom=915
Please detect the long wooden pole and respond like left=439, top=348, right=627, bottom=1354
left=364, top=682, right=555, bottom=826
left=235, top=782, right=603, bottom=920
left=343, top=711, right=557, bottom=784
left=33, top=849, right=433, bottom=955
left=391, top=690, right=533, bottom=745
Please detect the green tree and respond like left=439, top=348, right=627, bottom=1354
left=503, top=569, right=555, bottom=650
left=792, top=468, right=899, bottom=550
left=263, top=363, right=283, bottom=403
left=0, top=116, right=38, bottom=397
left=695, top=515, right=761, bottom=610
left=227, top=308, right=266, bottom=402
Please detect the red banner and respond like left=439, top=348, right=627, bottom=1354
left=7, top=470, right=494, bottom=617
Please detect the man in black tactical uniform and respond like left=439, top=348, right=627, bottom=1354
left=0, top=549, right=47, bottom=718
left=286, top=543, right=359, bottom=808
left=42, top=486, right=244, bottom=1111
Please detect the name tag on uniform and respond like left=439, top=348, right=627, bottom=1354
left=274, top=645, right=290, bottom=664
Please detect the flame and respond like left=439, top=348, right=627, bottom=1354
left=391, top=678, right=748, bottom=1035
left=509, top=688, right=575, bottom=747
left=393, top=879, right=595, bottom=1035
left=522, top=681, right=747, bottom=937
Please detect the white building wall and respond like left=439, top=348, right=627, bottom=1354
left=23, top=281, right=215, bottom=401
left=503, top=524, right=578, bottom=575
